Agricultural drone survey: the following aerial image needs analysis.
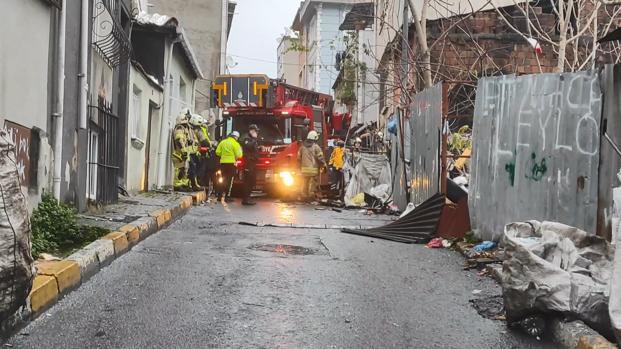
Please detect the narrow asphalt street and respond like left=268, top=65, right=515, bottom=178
left=9, top=200, right=555, bottom=348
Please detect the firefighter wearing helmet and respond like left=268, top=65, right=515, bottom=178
left=297, top=130, right=326, bottom=201
left=172, top=109, right=197, bottom=191
left=190, top=114, right=212, bottom=191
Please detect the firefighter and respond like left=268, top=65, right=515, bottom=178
left=329, top=140, right=346, bottom=199
left=188, top=114, right=208, bottom=190
left=241, top=124, right=260, bottom=206
left=172, top=110, right=194, bottom=191
left=215, top=131, right=243, bottom=202
left=190, top=114, right=212, bottom=190
left=297, top=130, right=326, bottom=201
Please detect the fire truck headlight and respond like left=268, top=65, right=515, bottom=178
left=279, top=171, right=295, bottom=187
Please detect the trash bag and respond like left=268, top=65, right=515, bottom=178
left=502, top=221, right=614, bottom=335
left=0, top=128, right=34, bottom=325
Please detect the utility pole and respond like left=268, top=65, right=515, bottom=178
left=399, top=0, right=410, bottom=206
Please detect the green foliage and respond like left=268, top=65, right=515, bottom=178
left=448, top=126, right=472, bottom=154
left=31, top=194, right=108, bottom=257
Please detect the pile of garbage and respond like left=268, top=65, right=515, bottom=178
left=447, top=125, right=472, bottom=192
left=344, top=153, right=392, bottom=210
left=501, top=221, right=616, bottom=337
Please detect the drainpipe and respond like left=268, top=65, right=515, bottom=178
left=220, top=0, right=228, bottom=74
left=156, top=37, right=181, bottom=188
left=78, top=0, right=89, bottom=130
left=52, top=0, right=67, bottom=200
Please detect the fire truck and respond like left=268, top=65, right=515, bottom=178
left=211, top=74, right=340, bottom=197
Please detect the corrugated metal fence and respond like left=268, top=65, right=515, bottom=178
left=470, top=71, right=602, bottom=241
left=409, top=84, right=443, bottom=205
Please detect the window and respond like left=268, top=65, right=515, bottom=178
left=179, top=77, right=187, bottom=103
left=132, top=85, right=142, bottom=139
left=87, top=131, right=99, bottom=199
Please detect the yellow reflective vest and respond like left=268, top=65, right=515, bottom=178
left=215, top=137, right=243, bottom=164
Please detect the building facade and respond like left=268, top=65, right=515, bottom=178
left=146, top=0, right=236, bottom=116
left=0, top=0, right=56, bottom=211
left=292, top=0, right=360, bottom=94
left=277, top=36, right=302, bottom=85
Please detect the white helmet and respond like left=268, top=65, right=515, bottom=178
left=176, top=113, right=189, bottom=125
left=377, top=131, right=384, bottom=139
left=354, top=137, right=362, bottom=144
left=230, top=131, right=240, bottom=139
left=189, top=114, right=203, bottom=126
left=307, top=130, right=319, bottom=141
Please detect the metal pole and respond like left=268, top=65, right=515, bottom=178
left=53, top=0, right=67, bottom=200
left=78, top=0, right=89, bottom=130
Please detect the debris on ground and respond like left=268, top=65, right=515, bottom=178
left=510, top=315, right=547, bottom=341
left=502, top=221, right=614, bottom=336
left=426, top=238, right=444, bottom=249
left=473, top=241, right=497, bottom=253
left=470, top=295, right=505, bottom=321
left=341, top=193, right=445, bottom=244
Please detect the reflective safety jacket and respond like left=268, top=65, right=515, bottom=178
left=329, top=147, right=345, bottom=170
left=216, top=136, right=243, bottom=164
left=298, top=140, right=326, bottom=176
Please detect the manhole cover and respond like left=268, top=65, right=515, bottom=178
left=249, top=244, right=318, bottom=255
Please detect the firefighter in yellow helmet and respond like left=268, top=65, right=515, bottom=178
left=172, top=109, right=197, bottom=191
left=297, top=130, right=326, bottom=201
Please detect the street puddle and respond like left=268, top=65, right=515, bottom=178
left=249, top=244, right=317, bottom=255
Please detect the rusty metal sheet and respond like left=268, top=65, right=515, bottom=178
left=470, top=72, right=602, bottom=241
left=3, top=121, right=32, bottom=187
left=409, top=84, right=442, bottom=205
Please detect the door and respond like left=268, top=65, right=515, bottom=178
left=143, top=102, right=155, bottom=191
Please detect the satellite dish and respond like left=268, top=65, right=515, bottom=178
left=226, top=55, right=238, bottom=69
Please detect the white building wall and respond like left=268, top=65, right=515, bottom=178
left=0, top=0, right=51, bottom=131
left=0, top=0, right=54, bottom=211
left=127, top=65, right=164, bottom=192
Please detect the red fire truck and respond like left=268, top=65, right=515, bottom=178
left=211, top=74, right=338, bottom=197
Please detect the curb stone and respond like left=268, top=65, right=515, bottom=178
left=454, top=241, right=618, bottom=349
left=552, top=319, right=618, bottom=349
left=16, top=193, right=198, bottom=332
left=36, top=260, right=81, bottom=295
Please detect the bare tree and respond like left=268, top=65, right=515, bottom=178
left=492, top=0, right=621, bottom=72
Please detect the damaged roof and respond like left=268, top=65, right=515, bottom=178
left=133, top=11, right=204, bottom=80
left=339, top=2, right=374, bottom=31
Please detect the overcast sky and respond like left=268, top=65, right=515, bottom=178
left=227, top=0, right=301, bottom=77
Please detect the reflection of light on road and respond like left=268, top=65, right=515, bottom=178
left=276, top=203, right=295, bottom=224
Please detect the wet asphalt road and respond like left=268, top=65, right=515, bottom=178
left=8, top=200, right=556, bottom=348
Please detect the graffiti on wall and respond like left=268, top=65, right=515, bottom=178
left=470, top=71, right=602, bottom=241
left=3, top=121, right=32, bottom=186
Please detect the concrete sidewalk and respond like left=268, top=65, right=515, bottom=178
left=2, top=191, right=207, bottom=337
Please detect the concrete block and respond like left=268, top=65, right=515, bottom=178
left=577, top=336, right=618, bottom=349
left=28, top=275, right=58, bottom=314
left=67, top=247, right=100, bottom=281
left=132, top=216, right=157, bottom=239
left=191, top=191, right=206, bottom=204
left=85, top=239, right=115, bottom=267
left=180, top=196, right=193, bottom=209
left=551, top=318, right=617, bottom=349
left=119, top=224, right=140, bottom=246
left=102, top=231, right=129, bottom=256
left=150, top=209, right=171, bottom=229
left=36, top=260, right=81, bottom=294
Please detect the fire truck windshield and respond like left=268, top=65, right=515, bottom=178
left=231, top=117, right=285, bottom=145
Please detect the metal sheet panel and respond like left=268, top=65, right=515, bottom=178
left=470, top=72, right=602, bottom=241
left=391, top=110, right=410, bottom=210
left=598, top=65, right=621, bottom=241
left=409, top=84, right=442, bottom=205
